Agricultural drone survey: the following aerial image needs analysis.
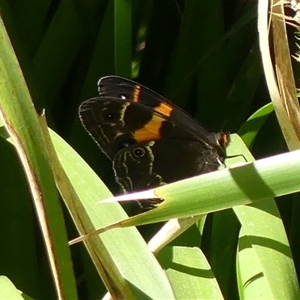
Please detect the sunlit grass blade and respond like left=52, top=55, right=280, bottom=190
left=0, top=15, right=77, bottom=299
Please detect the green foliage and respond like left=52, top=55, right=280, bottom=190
left=0, top=0, right=299, bottom=299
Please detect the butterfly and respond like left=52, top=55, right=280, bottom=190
left=79, top=76, right=229, bottom=207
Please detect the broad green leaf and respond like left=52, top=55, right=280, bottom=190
left=48, top=128, right=175, bottom=299
left=237, top=229, right=271, bottom=299
left=236, top=204, right=299, bottom=299
left=158, top=246, right=224, bottom=300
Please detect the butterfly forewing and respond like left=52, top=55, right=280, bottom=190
left=98, top=76, right=220, bottom=147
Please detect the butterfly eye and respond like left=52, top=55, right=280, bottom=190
left=132, top=147, right=145, bottom=158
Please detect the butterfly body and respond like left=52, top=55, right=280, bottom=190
left=79, top=76, right=229, bottom=204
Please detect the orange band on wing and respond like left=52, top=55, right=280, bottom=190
left=133, top=85, right=173, bottom=118
left=133, top=85, right=141, bottom=102
left=154, top=102, right=173, bottom=117
left=133, top=116, right=163, bottom=142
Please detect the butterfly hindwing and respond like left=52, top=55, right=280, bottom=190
left=112, top=139, right=221, bottom=194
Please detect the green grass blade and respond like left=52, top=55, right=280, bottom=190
left=0, top=15, right=77, bottom=299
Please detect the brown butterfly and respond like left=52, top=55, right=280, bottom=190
left=79, top=76, right=229, bottom=207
